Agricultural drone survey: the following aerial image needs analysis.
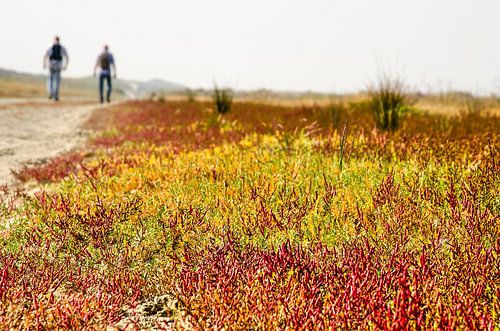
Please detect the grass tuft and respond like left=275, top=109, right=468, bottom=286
left=213, top=85, right=233, bottom=115
left=327, top=99, right=347, bottom=129
left=369, top=72, right=412, bottom=131
left=185, top=89, right=197, bottom=102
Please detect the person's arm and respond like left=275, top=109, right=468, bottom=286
left=93, top=56, right=99, bottom=77
left=62, top=47, right=69, bottom=70
left=43, top=49, right=49, bottom=69
left=111, top=55, right=117, bottom=78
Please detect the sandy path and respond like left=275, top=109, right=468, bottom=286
left=0, top=100, right=114, bottom=185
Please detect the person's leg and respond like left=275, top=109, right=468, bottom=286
left=106, top=74, right=112, bottom=102
left=99, top=73, right=105, bottom=103
left=48, top=70, right=55, bottom=99
left=53, top=70, right=61, bottom=101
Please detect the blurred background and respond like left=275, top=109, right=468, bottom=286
left=1, top=0, right=499, bottom=95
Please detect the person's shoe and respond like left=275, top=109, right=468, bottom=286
left=54, top=97, right=59, bottom=102
left=106, top=96, right=111, bottom=103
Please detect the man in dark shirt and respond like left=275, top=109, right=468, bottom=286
left=43, top=36, right=69, bottom=101
left=93, top=45, right=117, bottom=103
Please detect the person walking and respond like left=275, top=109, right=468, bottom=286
left=43, top=36, right=69, bottom=101
left=93, top=45, right=116, bottom=103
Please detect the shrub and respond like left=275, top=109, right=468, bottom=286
left=465, top=95, right=485, bottom=114
left=185, top=89, right=196, bottom=102
left=327, top=99, right=347, bottom=129
left=11, top=152, right=84, bottom=183
left=213, top=85, right=233, bottom=115
left=369, top=73, right=412, bottom=131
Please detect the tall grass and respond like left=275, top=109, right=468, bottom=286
left=338, top=123, right=348, bottom=173
left=369, top=73, right=412, bottom=131
left=327, top=99, right=347, bottom=129
left=213, top=85, right=233, bottom=115
left=185, top=89, right=197, bottom=103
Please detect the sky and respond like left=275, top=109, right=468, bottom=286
left=1, top=0, right=499, bottom=93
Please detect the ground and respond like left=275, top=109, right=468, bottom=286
left=0, top=99, right=115, bottom=185
left=0, top=97, right=498, bottom=329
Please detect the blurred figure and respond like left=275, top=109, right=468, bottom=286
left=93, top=45, right=116, bottom=103
left=43, top=36, right=69, bottom=101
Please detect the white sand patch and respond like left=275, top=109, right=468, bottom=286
left=0, top=100, right=116, bottom=185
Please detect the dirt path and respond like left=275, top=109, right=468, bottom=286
left=0, top=100, right=115, bottom=185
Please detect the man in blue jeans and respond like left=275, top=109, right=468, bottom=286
left=43, top=36, right=69, bottom=101
left=93, top=45, right=116, bottom=103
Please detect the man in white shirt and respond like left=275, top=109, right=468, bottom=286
left=93, top=45, right=116, bottom=103
left=43, top=36, right=69, bottom=101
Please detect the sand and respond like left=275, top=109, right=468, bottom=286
left=0, top=99, right=114, bottom=186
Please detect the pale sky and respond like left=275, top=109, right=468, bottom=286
left=1, top=0, right=499, bottom=93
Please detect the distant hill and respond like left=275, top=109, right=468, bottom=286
left=0, top=68, right=186, bottom=99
